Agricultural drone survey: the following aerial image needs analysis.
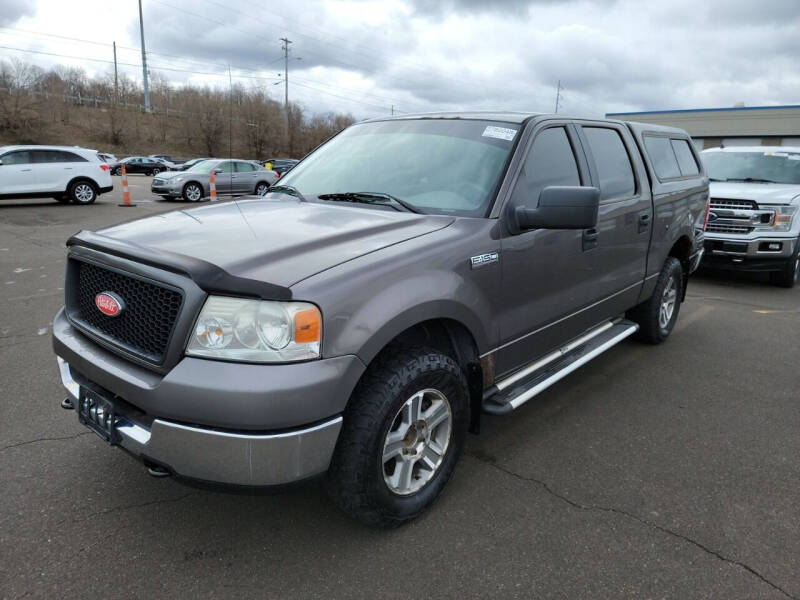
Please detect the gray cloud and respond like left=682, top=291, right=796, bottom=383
left=105, top=0, right=800, bottom=118
left=0, top=0, right=35, bottom=25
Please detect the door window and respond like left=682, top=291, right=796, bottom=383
left=235, top=161, right=256, bottom=172
left=1, top=151, right=32, bottom=165
left=216, top=161, right=234, bottom=174
left=643, top=136, right=681, bottom=179
left=670, top=139, right=700, bottom=176
left=512, top=127, right=580, bottom=207
left=583, top=127, right=636, bottom=200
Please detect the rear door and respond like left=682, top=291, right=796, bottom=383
left=34, top=149, right=87, bottom=191
left=0, top=150, right=37, bottom=195
left=233, top=161, right=257, bottom=194
left=574, top=122, right=652, bottom=311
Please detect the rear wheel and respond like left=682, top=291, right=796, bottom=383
left=182, top=182, right=203, bottom=202
left=770, top=241, right=799, bottom=288
left=627, top=256, right=683, bottom=344
left=326, top=347, right=469, bottom=527
left=255, top=182, right=269, bottom=196
left=69, top=181, right=97, bottom=205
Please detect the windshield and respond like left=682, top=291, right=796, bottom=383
left=278, top=118, right=520, bottom=216
left=186, top=160, right=218, bottom=173
left=702, top=150, right=800, bottom=184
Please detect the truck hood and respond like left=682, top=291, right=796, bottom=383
left=95, top=197, right=454, bottom=287
left=710, top=182, right=800, bottom=205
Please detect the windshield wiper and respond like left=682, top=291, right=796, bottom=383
left=316, top=191, right=423, bottom=214
left=267, top=184, right=307, bottom=201
left=724, top=177, right=779, bottom=184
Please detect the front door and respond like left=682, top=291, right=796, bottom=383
left=0, top=150, right=37, bottom=195
left=214, top=161, right=235, bottom=193
left=495, top=123, right=602, bottom=377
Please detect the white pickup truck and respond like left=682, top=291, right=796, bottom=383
left=700, top=146, right=800, bottom=287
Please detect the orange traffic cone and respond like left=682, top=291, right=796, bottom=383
left=118, top=164, right=136, bottom=207
left=209, top=169, right=217, bottom=201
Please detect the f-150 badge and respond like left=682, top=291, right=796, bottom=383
left=471, top=252, right=499, bottom=269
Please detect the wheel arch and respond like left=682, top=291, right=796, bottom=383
left=353, top=313, right=486, bottom=434
left=65, top=176, right=99, bottom=194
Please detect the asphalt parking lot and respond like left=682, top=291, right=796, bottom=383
left=1, top=179, right=799, bottom=599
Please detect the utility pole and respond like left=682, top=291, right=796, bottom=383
left=279, top=37, right=292, bottom=153
left=554, top=80, right=563, bottom=114
left=138, top=0, right=151, bottom=112
left=113, top=41, right=118, bottom=98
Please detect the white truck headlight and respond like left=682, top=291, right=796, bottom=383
left=186, top=296, right=321, bottom=362
left=757, top=205, right=797, bottom=232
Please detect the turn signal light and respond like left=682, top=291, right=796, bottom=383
left=294, top=307, right=321, bottom=344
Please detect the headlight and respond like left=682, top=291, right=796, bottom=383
left=186, top=296, right=321, bottom=362
left=756, top=204, right=797, bottom=232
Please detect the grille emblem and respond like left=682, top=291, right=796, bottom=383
left=95, top=291, right=125, bottom=317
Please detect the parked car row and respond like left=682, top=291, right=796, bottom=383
left=151, top=158, right=279, bottom=201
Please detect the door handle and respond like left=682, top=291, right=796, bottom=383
left=582, top=228, right=598, bottom=252
left=638, top=213, right=651, bottom=233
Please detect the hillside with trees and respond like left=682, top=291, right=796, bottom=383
left=0, top=59, right=356, bottom=159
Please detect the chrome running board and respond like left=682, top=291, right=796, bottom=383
left=483, top=319, right=639, bottom=415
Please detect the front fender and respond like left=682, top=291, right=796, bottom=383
left=322, top=270, right=494, bottom=365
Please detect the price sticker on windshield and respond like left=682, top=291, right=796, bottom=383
left=482, top=126, right=518, bottom=141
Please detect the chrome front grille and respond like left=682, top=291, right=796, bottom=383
left=706, top=224, right=753, bottom=234
left=710, top=198, right=758, bottom=210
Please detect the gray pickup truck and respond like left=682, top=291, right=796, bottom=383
left=53, top=112, right=707, bottom=526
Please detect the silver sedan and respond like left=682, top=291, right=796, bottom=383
left=151, top=159, right=278, bottom=201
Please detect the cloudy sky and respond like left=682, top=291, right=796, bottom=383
left=1, top=0, right=798, bottom=120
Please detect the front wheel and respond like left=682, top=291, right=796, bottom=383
left=69, top=181, right=97, bottom=205
left=326, top=347, right=469, bottom=527
left=770, top=242, right=799, bottom=288
left=627, top=256, right=683, bottom=344
left=182, top=182, right=203, bottom=202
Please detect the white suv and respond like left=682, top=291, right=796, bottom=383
left=0, top=145, right=113, bottom=205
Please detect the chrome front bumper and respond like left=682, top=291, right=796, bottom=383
left=58, top=357, right=343, bottom=486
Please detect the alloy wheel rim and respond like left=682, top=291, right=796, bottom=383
left=187, top=186, right=201, bottom=201
left=75, top=184, right=93, bottom=202
left=659, top=277, right=677, bottom=329
left=257, top=184, right=268, bottom=195
left=382, top=388, right=452, bottom=496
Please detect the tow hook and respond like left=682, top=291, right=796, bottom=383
left=61, top=397, right=74, bottom=410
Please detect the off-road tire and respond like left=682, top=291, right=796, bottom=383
left=69, top=180, right=97, bottom=205
left=628, top=256, right=683, bottom=344
left=325, top=347, right=469, bottom=527
left=769, top=241, right=800, bottom=288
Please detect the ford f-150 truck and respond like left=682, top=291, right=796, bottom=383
left=700, top=146, right=800, bottom=287
left=53, top=113, right=708, bottom=526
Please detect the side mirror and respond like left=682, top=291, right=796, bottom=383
left=510, top=186, right=600, bottom=233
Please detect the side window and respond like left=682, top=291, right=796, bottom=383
left=235, top=161, right=255, bottom=172
left=216, top=161, right=234, bottom=174
left=583, top=127, right=636, bottom=200
left=513, top=127, right=580, bottom=207
left=671, top=139, right=700, bottom=176
left=1, top=150, right=31, bottom=165
left=643, top=136, right=681, bottom=179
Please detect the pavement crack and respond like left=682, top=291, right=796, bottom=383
left=467, top=453, right=797, bottom=600
left=63, top=492, right=197, bottom=526
left=0, top=431, right=92, bottom=453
